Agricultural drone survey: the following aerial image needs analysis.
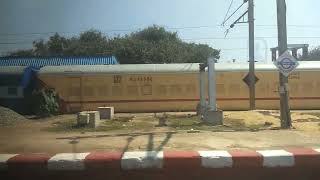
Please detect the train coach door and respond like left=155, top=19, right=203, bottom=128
left=67, top=77, right=82, bottom=112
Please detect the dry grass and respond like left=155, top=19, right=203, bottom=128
left=291, top=112, right=320, bottom=131
left=42, top=111, right=320, bottom=133
left=44, top=115, right=157, bottom=132
left=168, top=111, right=279, bottom=132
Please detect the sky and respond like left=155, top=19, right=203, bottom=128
left=0, top=0, right=320, bottom=63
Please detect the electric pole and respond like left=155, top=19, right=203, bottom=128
left=277, top=0, right=292, bottom=128
left=222, top=0, right=256, bottom=110
left=248, top=0, right=255, bottom=110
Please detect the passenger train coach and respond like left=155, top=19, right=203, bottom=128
left=38, top=62, right=320, bottom=113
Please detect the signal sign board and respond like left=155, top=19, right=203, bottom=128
left=274, top=50, right=299, bottom=77
left=243, top=73, right=259, bottom=87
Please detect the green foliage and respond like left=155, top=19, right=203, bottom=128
left=8, top=49, right=33, bottom=57
left=306, top=47, right=320, bottom=60
left=31, top=89, right=60, bottom=117
left=7, top=25, right=220, bottom=64
left=47, top=33, right=68, bottom=56
left=109, top=25, right=220, bottom=63
left=132, top=26, right=178, bottom=42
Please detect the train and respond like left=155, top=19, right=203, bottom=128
left=37, top=61, right=320, bottom=113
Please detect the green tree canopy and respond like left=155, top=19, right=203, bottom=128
left=6, top=25, right=220, bottom=64
left=306, top=47, right=320, bottom=60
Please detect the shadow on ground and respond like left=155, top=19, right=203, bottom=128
left=62, top=131, right=176, bottom=154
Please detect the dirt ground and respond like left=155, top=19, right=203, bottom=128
left=0, top=110, right=320, bottom=154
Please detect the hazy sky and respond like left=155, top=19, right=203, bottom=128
left=1, top=0, right=320, bottom=63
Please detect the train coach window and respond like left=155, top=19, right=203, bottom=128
left=156, top=85, right=167, bottom=96
left=69, top=87, right=80, bottom=97
left=112, top=86, right=122, bottom=96
left=216, top=84, right=225, bottom=96
left=84, top=86, right=94, bottom=97
left=257, top=83, right=269, bottom=94
left=317, top=83, right=320, bottom=91
left=289, top=83, right=298, bottom=93
left=300, top=83, right=313, bottom=93
left=142, top=85, right=152, bottom=95
left=171, top=85, right=182, bottom=95
left=229, top=84, right=240, bottom=95
left=7, top=87, right=18, bottom=96
left=98, top=86, right=109, bottom=96
left=185, top=84, right=196, bottom=94
left=273, top=83, right=279, bottom=93
left=127, top=86, right=139, bottom=96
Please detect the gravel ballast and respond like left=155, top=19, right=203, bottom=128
left=0, top=106, right=27, bottom=126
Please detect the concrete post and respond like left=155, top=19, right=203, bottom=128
left=207, top=58, right=216, bottom=111
left=292, top=49, right=298, bottom=59
left=203, top=58, right=223, bottom=125
left=302, top=47, right=308, bottom=59
left=271, top=49, right=277, bottom=62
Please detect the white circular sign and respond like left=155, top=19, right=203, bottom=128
left=274, top=51, right=299, bottom=77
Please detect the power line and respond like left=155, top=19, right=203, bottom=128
left=221, top=0, right=247, bottom=26
left=2, top=36, right=320, bottom=45
left=0, top=42, right=32, bottom=45
left=183, top=36, right=320, bottom=40
left=1, top=24, right=320, bottom=37
left=256, top=24, right=320, bottom=28
left=222, top=0, right=234, bottom=26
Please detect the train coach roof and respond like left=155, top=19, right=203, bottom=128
left=0, top=66, right=26, bottom=75
left=39, top=63, right=200, bottom=74
left=38, top=61, right=320, bottom=75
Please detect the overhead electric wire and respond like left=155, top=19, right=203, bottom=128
left=183, top=36, right=320, bottom=41
left=222, top=0, right=234, bottom=26
left=2, top=36, right=320, bottom=45
left=1, top=24, right=320, bottom=37
left=221, top=0, right=247, bottom=26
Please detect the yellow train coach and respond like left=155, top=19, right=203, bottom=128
left=38, top=62, right=320, bottom=113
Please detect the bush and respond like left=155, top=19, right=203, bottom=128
left=32, top=88, right=60, bottom=117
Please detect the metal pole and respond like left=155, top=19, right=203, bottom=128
left=271, top=49, right=277, bottom=62
left=292, top=49, right=298, bottom=58
left=248, top=0, right=255, bottom=110
left=302, top=46, right=308, bottom=59
left=208, top=58, right=217, bottom=111
left=277, top=0, right=292, bottom=128
left=199, top=63, right=206, bottom=114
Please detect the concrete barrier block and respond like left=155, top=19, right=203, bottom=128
left=98, top=107, right=114, bottom=120
left=77, top=113, right=89, bottom=126
left=203, top=110, right=223, bottom=125
left=87, top=111, right=101, bottom=128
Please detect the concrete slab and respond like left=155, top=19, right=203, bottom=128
left=204, top=110, right=223, bottom=125
left=98, top=107, right=114, bottom=120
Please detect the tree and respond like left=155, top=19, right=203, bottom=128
left=306, top=47, right=320, bottom=60
left=110, top=25, right=220, bottom=64
left=47, top=33, right=68, bottom=56
left=32, top=39, right=48, bottom=56
left=7, top=49, right=33, bottom=57
left=6, top=25, right=220, bottom=64
left=132, top=26, right=178, bottom=42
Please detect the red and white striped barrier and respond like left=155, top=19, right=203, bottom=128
left=1, top=148, right=320, bottom=180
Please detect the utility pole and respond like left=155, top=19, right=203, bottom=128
left=222, top=0, right=256, bottom=109
left=277, top=0, right=292, bottom=128
left=248, top=0, right=255, bottom=110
